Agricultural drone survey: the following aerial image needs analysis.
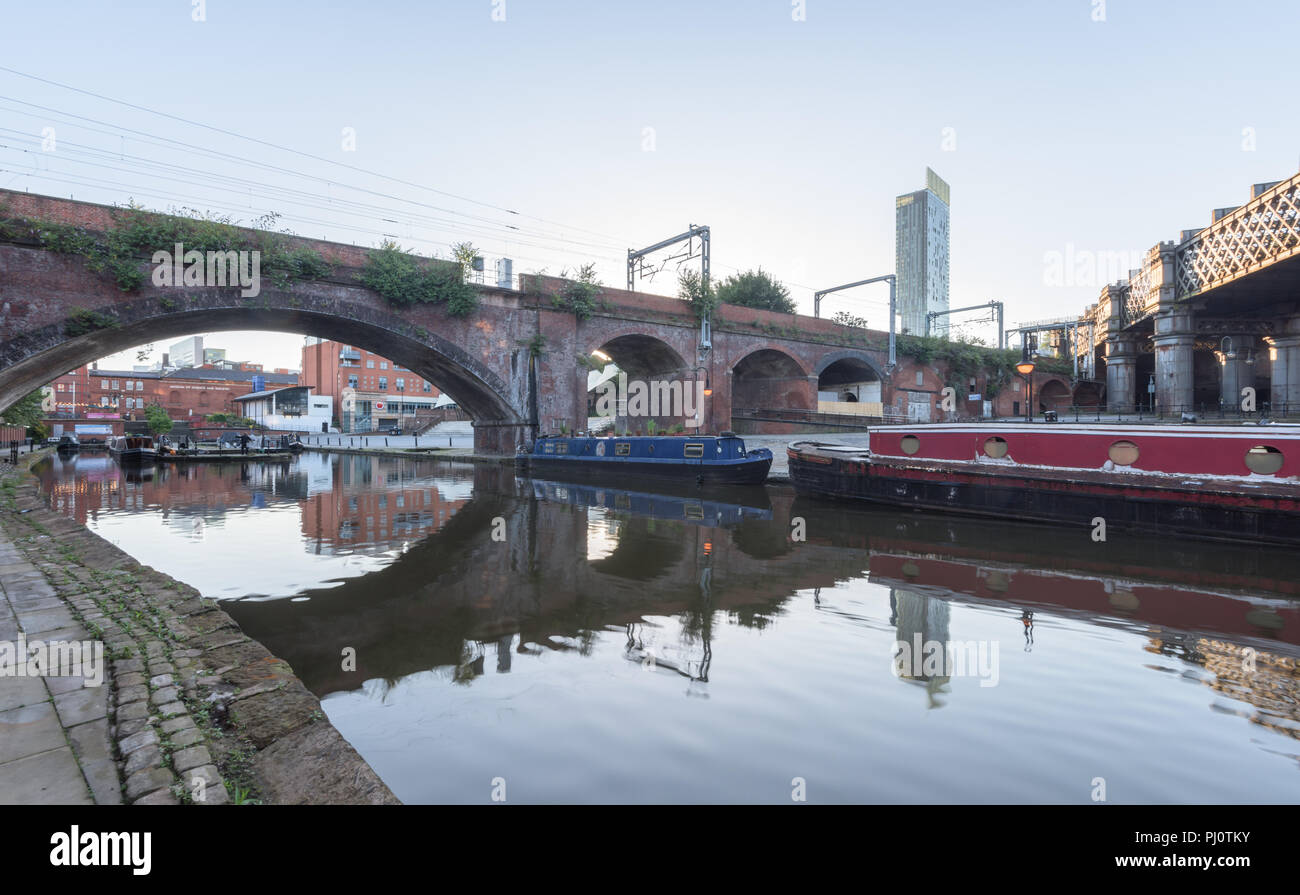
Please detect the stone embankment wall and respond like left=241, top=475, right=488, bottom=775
left=0, top=452, right=399, bottom=804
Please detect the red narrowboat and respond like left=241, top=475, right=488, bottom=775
left=787, top=423, right=1300, bottom=546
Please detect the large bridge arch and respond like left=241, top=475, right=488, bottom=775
left=0, top=293, right=525, bottom=449
left=730, top=346, right=814, bottom=416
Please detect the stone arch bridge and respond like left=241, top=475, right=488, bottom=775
left=0, top=190, right=899, bottom=453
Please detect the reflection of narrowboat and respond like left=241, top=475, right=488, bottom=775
left=518, top=433, right=772, bottom=485
left=788, top=423, right=1300, bottom=545
left=108, top=435, right=158, bottom=464
left=524, top=477, right=773, bottom=526
left=56, top=434, right=79, bottom=453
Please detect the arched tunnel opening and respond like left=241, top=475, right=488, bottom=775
left=587, top=334, right=693, bottom=434
left=817, top=356, right=882, bottom=409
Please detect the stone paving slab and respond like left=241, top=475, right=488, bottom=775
left=0, top=700, right=66, bottom=763
left=0, top=747, right=93, bottom=805
left=0, top=676, right=48, bottom=712
left=53, top=685, right=107, bottom=727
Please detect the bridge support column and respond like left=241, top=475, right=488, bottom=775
left=1219, top=335, right=1257, bottom=412
left=1269, top=320, right=1300, bottom=415
left=472, top=420, right=530, bottom=455
left=1152, top=308, right=1195, bottom=413
left=1104, top=335, right=1137, bottom=412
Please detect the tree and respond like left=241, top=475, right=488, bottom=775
left=144, top=404, right=173, bottom=437
left=677, top=269, right=718, bottom=320
left=713, top=268, right=796, bottom=314
left=451, top=241, right=479, bottom=282
left=0, top=390, right=44, bottom=430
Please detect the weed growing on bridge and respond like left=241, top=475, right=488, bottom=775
left=63, top=307, right=120, bottom=337
left=552, top=263, right=603, bottom=320
left=359, top=240, right=478, bottom=316
left=2, top=203, right=333, bottom=293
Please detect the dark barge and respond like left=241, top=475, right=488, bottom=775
left=787, top=423, right=1300, bottom=546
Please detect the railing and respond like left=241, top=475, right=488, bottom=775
left=732, top=407, right=907, bottom=428
left=1022, top=403, right=1299, bottom=423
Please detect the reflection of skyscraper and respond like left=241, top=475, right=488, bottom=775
left=892, top=588, right=951, bottom=695
left=895, top=168, right=950, bottom=335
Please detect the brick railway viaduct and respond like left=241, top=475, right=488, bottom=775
left=0, top=190, right=946, bottom=453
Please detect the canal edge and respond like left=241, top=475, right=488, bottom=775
left=0, top=452, right=401, bottom=805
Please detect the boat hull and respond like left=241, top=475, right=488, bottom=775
left=520, top=453, right=772, bottom=485
left=109, top=448, right=157, bottom=464
left=788, top=440, right=1300, bottom=546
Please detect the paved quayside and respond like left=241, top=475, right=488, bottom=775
left=0, top=455, right=399, bottom=805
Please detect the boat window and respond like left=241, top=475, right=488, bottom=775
left=1245, top=445, right=1284, bottom=475
left=543, top=442, right=554, bottom=454
left=684, top=443, right=705, bottom=458
left=556, top=441, right=568, bottom=454
left=983, top=437, right=1008, bottom=458
left=900, top=435, right=920, bottom=455
left=1108, top=440, right=1139, bottom=466
left=615, top=442, right=631, bottom=456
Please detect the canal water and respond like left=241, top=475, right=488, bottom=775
left=34, top=451, right=1300, bottom=803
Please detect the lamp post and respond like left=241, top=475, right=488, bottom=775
left=691, top=365, right=712, bottom=431
left=1015, top=353, right=1036, bottom=423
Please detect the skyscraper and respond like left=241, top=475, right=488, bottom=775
left=895, top=168, right=950, bottom=335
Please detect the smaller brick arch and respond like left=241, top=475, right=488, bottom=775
left=814, top=349, right=886, bottom=381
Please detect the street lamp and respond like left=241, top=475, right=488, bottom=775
left=691, top=366, right=712, bottom=431
left=1015, top=354, right=1036, bottom=423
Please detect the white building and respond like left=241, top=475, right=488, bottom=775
left=233, top=386, right=334, bottom=433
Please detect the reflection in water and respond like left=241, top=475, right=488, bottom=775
left=34, top=452, right=1300, bottom=803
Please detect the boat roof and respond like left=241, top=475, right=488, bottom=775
left=868, top=422, right=1300, bottom=439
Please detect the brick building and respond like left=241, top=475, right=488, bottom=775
left=300, top=339, right=444, bottom=433
left=45, top=364, right=298, bottom=423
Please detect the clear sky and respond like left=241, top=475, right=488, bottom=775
left=2, top=0, right=1297, bottom=371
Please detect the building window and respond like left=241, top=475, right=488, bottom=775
left=380, top=362, right=388, bottom=370
left=367, top=360, right=375, bottom=369
left=348, top=374, right=358, bottom=388
left=136, top=381, right=144, bottom=390
left=423, top=381, right=431, bottom=392
left=57, top=383, right=65, bottom=392
left=378, top=377, right=387, bottom=390
left=396, top=378, right=405, bottom=392
left=112, top=380, right=120, bottom=390
left=124, top=381, right=133, bottom=391
left=100, top=379, right=108, bottom=390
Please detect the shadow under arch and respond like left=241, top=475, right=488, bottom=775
left=0, top=297, right=521, bottom=424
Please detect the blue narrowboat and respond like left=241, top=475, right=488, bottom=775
left=518, top=433, right=773, bottom=485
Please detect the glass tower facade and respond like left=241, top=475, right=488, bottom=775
left=895, top=168, right=950, bottom=335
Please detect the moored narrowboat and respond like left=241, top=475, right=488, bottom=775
left=108, top=434, right=158, bottom=464
left=55, top=434, right=80, bottom=453
left=788, top=422, right=1300, bottom=545
left=518, top=433, right=773, bottom=485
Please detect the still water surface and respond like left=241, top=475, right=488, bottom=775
left=36, top=450, right=1300, bottom=803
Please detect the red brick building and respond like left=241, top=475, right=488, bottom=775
left=46, top=364, right=299, bottom=423
left=300, top=339, right=443, bottom=432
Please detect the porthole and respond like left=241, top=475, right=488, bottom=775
left=983, top=436, right=1008, bottom=458
left=900, top=435, right=920, bottom=455
left=1108, top=440, right=1139, bottom=466
left=1245, top=445, right=1284, bottom=475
